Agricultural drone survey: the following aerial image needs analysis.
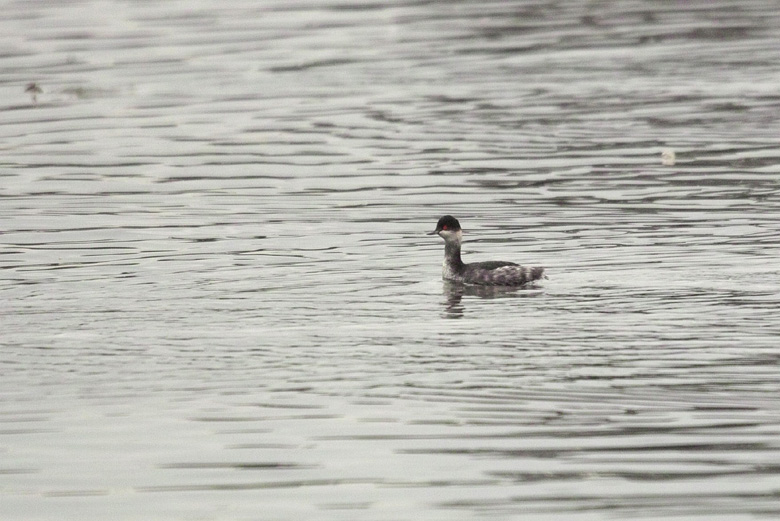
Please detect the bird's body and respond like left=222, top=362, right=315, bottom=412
left=430, top=215, right=545, bottom=286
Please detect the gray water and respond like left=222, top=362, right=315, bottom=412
left=2, top=1, right=780, bottom=519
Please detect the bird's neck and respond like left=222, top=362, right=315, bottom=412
left=444, top=238, right=464, bottom=268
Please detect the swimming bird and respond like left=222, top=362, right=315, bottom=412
left=429, top=215, right=545, bottom=286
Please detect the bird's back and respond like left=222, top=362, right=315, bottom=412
left=461, top=261, right=545, bottom=286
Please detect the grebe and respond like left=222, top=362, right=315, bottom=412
left=429, top=215, right=545, bottom=286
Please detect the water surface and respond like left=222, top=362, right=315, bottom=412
left=2, top=1, right=780, bottom=519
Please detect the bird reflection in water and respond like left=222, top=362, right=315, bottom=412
left=442, top=281, right=544, bottom=318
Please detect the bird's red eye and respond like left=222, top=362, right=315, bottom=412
left=442, top=225, right=448, bottom=230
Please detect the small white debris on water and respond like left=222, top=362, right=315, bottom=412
left=661, top=149, right=676, bottom=166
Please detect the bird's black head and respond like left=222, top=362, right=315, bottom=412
left=428, top=215, right=462, bottom=235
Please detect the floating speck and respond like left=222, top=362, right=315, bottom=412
left=661, top=149, right=676, bottom=166
left=25, top=82, right=42, bottom=103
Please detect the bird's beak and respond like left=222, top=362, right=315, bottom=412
left=427, top=229, right=440, bottom=235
